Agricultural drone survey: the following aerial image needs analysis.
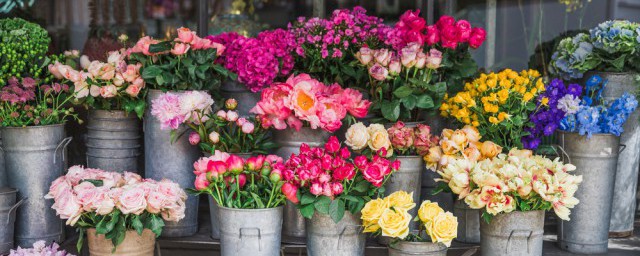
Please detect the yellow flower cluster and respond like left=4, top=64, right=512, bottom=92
left=440, top=69, right=544, bottom=127
left=424, top=126, right=502, bottom=173
left=361, top=191, right=457, bottom=246
left=441, top=148, right=582, bottom=220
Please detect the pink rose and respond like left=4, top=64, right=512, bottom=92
left=333, top=164, right=355, bottom=181
left=51, top=189, right=82, bottom=226
left=161, top=201, right=186, bottom=222
left=331, top=182, right=344, bottom=195
left=74, top=182, right=100, bottom=211
left=400, top=43, right=420, bottom=68
left=116, top=186, right=147, bottom=215
left=363, top=164, right=385, bottom=187
left=87, top=61, right=103, bottom=78
left=209, top=42, right=226, bottom=56
left=46, top=176, right=71, bottom=199
left=171, top=43, right=190, bottom=56
left=440, top=25, right=460, bottom=49
left=98, top=64, right=116, bottom=80
left=469, top=28, right=487, bottom=49
left=125, top=83, right=142, bottom=97
left=157, top=180, right=187, bottom=203
left=48, top=63, right=63, bottom=79
left=176, top=27, right=195, bottom=44
left=389, top=60, right=401, bottom=75
left=374, top=49, right=391, bottom=66
left=387, top=121, right=415, bottom=151
left=146, top=190, right=166, bottom=214
left=398, top=10, right=426, bottom=31
left=369, top=63, right=389, bottom=81
left=99, top=84, right=118, bottom=98
left=356, top=47, right=373, bottom=65
left=322, top=183, right=334, bottom=197
left=426, top=49, right=443, bottom=69
left=456, top=20, right=472, bottom=42
left=191, top=37, right=211, bottom=50
left=436, top=15, right=456, bottom=30
left=282, top=183, right=299, bottom=204
left=122, top=64, right=141, bottom=82
left=124, top=172, right=142, bottom=185
left=310, top=182, right=323, bottom=195
left=94, top=189, right=116, bottom=215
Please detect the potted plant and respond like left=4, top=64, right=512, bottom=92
left=190, top=152, right=287, bottom=255
left=556, top=75, right=638, bottom=254
left=550, top=20, right=640, bottom=236
left=50, top=46, right=146, bottom=173
left=440, top=148, right=581, bottom=256
left=361, top=191, right=457, bottom=256
left=281, top=136, right=400, bottom=256
left=46, top=166, right=187, bottom=255
left=127, top=27, right=233, bottom=237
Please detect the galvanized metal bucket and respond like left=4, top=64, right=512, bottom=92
left=272, top=127, right=330, bottom=242
left=145, top=89, right=201, bottom=237
left=87, top=228, right=155, bottom=256
left=306, top=211, right=365, bottom=256
left=557, top=131, right=621, bottom=254
left=86, top=109, right=141, bottom=173
left=1, top=124, right=71, bottom=247
left=219, top=80, right=261, bottom=116
left=378, top=155, right=423, bottom=245
left=0, top=188, right=24, bottom=255
left=421, top=170, right=454, bottom=213
left=218, top=205, right=283, bottom=256
left=0, top=137, right=5, bottom=188
left=480, top=210, right=545, bottom=256
left=388, top=241, right=448, bottom=256
left=584, top=72, right=640, bottom=237
left=453, top=200, right=481, bottom=244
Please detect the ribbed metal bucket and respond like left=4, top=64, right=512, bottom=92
left=87, top=228, right=155, bottom=255
left=453, top=200, right=481, bottom=244
left=1, top=124, right=71, bottom=247
left=218, top=205, right=283, bottom=256
left=86, top=109, right=141, bottom=173
left=220, top=80, right=261, bottom=116
left=144, top=89, right=201, bottom=237
left=557, top=131, right=620, bottom=254
left=388, top=241, right=448, bottom=256
left=306, top=211, right=365, bottom=256
left=421, top=170, right=454, bottom=213
left=0, top=137, right=5, bottom=188
left=272, top=127, right=330, bottom=242
left=480, top=210, right=545, bottom=256
left=584, top=72, right=640, bottom=237
left=378, top=155, right=423, bottom=245
left=0, top=188, right=24, bottom=255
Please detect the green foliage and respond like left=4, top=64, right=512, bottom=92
left=0, top=17, right=51, bottom=84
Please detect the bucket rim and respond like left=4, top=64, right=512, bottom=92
left=556, top=130, right=621, bottom=138
left=0, top=187, right=18, bottom=195
left=216, top=204, right=283, bottom=212
left=1, top=123, right=65, bottom=130
left=585, top=70, right=639, bottom=76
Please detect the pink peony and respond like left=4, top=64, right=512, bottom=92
left=194, top=173, right=210, bottom=190
left=226, top=155, right=245, bottom=174
left=151, top=93, right=184, bottom=130
left=282, top=183, right=299, bottom=204
left=188, top=132, right=200, bottom=145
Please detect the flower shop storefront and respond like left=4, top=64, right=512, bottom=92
left=2, top=0, right=640, bottom=256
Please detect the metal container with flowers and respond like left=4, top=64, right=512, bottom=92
left=361, top=191, right=457, bottom=256
left=281, top=136, right=400, bottom=256
left=190, top=152, right=287, bottom=256
left=46, top=166, right=187, bottom=255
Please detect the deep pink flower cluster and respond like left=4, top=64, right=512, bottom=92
left=289, top=6, right=390, bottom=60
left=281, top=136, right=400, bottom=204
left=250, top=73, right=371, bottom=132
left=0, top=77, right=37, bottom=104
left=192, top=150, right=284, bottom=191
left=206, top=29, right=297, bottom=92
left=385, top=10, right=486, bottom=50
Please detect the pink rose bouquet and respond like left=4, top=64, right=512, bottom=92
left=250, top=73, right=371, bottom=133
left=127, top=27, right=235, bottom=93
left=282, top=136, right=400, bottom=223
left=46, top=166, right=187, bottom=251
left=9, top=241, right=74, bottom=256
left=191, top=151, right=287, bottom=209
left=386, top=121, right=439, bottom=156
left=151, top=91, right=275, bottom=154
left=49, top=49, right=147, bottom=118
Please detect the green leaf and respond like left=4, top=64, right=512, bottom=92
left=141, top=66, right=163, bottom=80
left=300, top=193, right=316, bottom=205
left=149, top=41, right=172, bottom=53
left=132, top=215, right=144, bottom=235
left=381, top=100, right=400, bottom=121
left=401, top=95, right=417, bottom=110
left=329, top=199, right=346, bottom=223
left=314, top=196, right=331, bottom=214
left=76, top=228, right=85, bottom=253
left=149, top=214, right=165, bottom=237
left=353, top=180, right=370, bottom=193
left=80, top=179, right=104, bottom=187
left=393, top=85, right=414, bottom=98
left=481, top=211, right=493, bottom=224
left=300, top=203, right=315, bottom=219
left=415, top=95, right=435, bottom=109
left=251, top=192, right=265, bottom=208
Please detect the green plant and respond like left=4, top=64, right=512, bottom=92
left=0, top=17, right=51, bottom=83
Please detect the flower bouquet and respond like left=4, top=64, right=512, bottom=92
left=46, top=166, right=186, bottom=252
left=441, top=69, right=546, bottom=150
left=345, top=122, right=393, bottom=157
left=127, top=27, right=234, bottom=92
left=151, top=91, right=275, bottom=154
left=250, top=73, right=371, bottom=133
left=9, top=241, right=74, bottom=256
left=361, top=191, right=457, bottom=255
left=424, top=126, right=502, bottom=172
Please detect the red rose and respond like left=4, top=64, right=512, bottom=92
left=440, top=25, right=460, bottom=49
left=363, top=164, right=385, bottom=187
left=455, top=20, right=472, bottom=42
left=424, top=25, right=440, bottom=46
left=333, top=164, right=356, bottom=181
left=469, top=27, right=487, bottom=49
left=399, top=10, right=426, bottom=31
left=436, top=15, right=456, bottom=30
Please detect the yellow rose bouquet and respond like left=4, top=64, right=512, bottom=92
left=440, top=69, right=545, bottom=150
left=441, top=148, right=582, bottom=222
left=361, top=191, right=458, bottom=247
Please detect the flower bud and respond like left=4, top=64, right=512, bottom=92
left=188, top=132, right=200, bottom=145
left=208, top=131, right=220, bottom=144
left=225, top=98, right=238, bottom=110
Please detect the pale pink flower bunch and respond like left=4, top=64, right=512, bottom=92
left=387, top=121, right=439, bottom=156
left=250, top=73, right=371, bottom=132
left=128, top=27, right=225, bottom=57
left=150, top=91, right=214, bottom=130
left=9, top=240, right=74, bottom=256
left=46, top=166, right=187, bottom=226
left=49, top=49, right=145, bottom=100
left=357, top=43, right=443, bottom=81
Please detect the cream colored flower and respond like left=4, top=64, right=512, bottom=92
left=440, top=139, right=460, bottom=155
left=385, top=191, right=416, bottom=212
left=480, top=141, right=502, bottom=158
left=426, top=212, right=458, bottom=247
left=345, top=122, right=370, bottom=150
left=379, top=208, right=411, bottom=239
left=367, top=124, right=392, bottom=154
left=418, top=201, right=444, bottom=224
left=461, top=125, right=481, bottom=143
left=450, top=130, right=469, bottom=148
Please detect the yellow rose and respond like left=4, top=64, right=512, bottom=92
left=450, top=130, right=469, bottom=148
left=367, top=124, right=392, bottom=153
left=427, top=212, right=458, bottom=247
left=379, top=208, right=411, bottom=239
left=345, top=122, right=369, bottom=150
left=418, top=201, right=444, bottom=224
left=361, top=198, right=388, bottom=223
left=439, top=139, right=459, bottom=155
left=480, top=141, right=502, bottom=158
left=424, top=146, right=443, bottom=169
left=385, top=191, right=416, bottom=212
left=363, top=219, right=381, bottom=233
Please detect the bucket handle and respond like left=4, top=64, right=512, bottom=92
left=551, top=144, right=571, bottom=164
left=506, top=229, right=533, bottom=254
left=337, top=224, right=363, bottom=250
left=619, top=144, right=627, bottom=153
left=54, top=137, right=73, bottom=164
left=238, top=227, right=261, bottom=252
left=7, top=197, right=26, bottom=225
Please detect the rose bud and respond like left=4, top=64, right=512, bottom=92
left=226, top=155, right=245, bottom=174
left=188, top=132, right=200, bottom=145
left=246, top=155, right=265, bottom=172
left=269, top=168, right=282, bottom=183
left=216, top=110, right=227, bottom=120
left=225, top=98, right=238, bottom=110
left=208, top=131, right=220, bottom=144
left=261, top=164, right=272, bottom=176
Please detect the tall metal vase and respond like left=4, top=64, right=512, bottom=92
left=86, top=110, right=141, bottom=173
left=584, top=71, right=640, bottom=237
left=306, top=211, right=365, bottom=256
left=453, top=200, right=481, bottom=244
left=556, top=131, right=621, bottom=254
left=480, top=210, right=545, bottom=256
left=219, top=80, right=261, bottom=116
left=1, top=124, right=71, bottom=247
left=272, top=127, right=330, bottom=242
left=218, top=206, right=283, bottom=256
left=144, top=89, right=201, bottom=237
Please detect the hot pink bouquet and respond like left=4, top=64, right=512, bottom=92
left=46, top=166, right=186, bottom=251
left=282, top=136, right=400, bottom=223
left=250, top=73, right=371, bottom=133
left=191, top=151, right=287, bottom=209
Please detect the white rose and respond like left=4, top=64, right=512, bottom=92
left=345, top=122, right=369, bottom=150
